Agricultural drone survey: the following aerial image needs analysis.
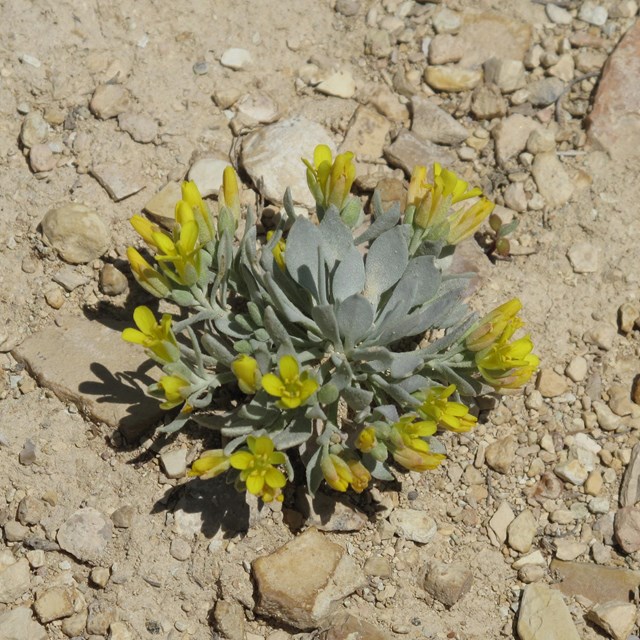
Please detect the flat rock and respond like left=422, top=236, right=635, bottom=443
left=188, top=157, right=228, bottom=198
left=214, top=599, right=245, bottom=640
left=531, top=152, right=573, bottom=208
left=429, top=34, right=464, bottom=65
left=423, top=561, right=473, bottom=607
left=507, top=509, right=537, bottom=553
left=485, top=435, right=517, bottom=473
left=471, top=84, right=507, bottom=120
left=411, top=96, right=468, bottom=145
left=316, top=71, right=356, bottom=99
left=160, top=447, right=187, bottom=479
left=53, top=266, right=89, bottom=292
left=57, top=507, right=112, bottom=563
left=587, top=601, right=636, bottom=640
left=567, top=241, right=600, bottom=274
left=20, top=111, right=49, bottom=148
left=340, top=106, right=390, bottom=160
left=424, top=65, right=482, bottom=92
left=33, top=587, right=75, bottom=623
left=296, top=489, right=367, bottom=532
left=527, top=77, right=565, bottom=107
left=384, top=129, right=455, bottom=177
left=0, top=559, right=30, bottom=604
left=319, top=613, right=391, bottom=640
left=0, top=607, right=47, bottom=640
left=389, top=509, right=437, bottom=544
left=143, top=181, right=182, bottom=228
left=235, top=93, right=279, bottom=124
left=536, top=369, right=568, bottom=398
left=12, top=316, right=163, bottom=439
left=91, top=163, right=145, bottom=201
left=614, top=506, right=640, bottom=553
left=220, top=48, right=253, bottom=70
left=546, top=4, right=573, bottom=25
left=517, top=583, right=580, bottom=640
left=493, top=114, right=539, bottom=167
left=241, top=116, right=335, bottom=207
left=621, top=443, right=640, bottom=507
left=117, top=112, right=158, bottom=143
left=483, top=57, right=526, bottom=93
left=555, top=459, right=588, bottom=485
left=587, top=21, right=640, bottom=160
left=457, top=13, right=532, bottom=68
left=488, top=501, right=515, bottom=546
left=551, top=559, right=640, bottom=603
left=252, top=527, right=365, bottom=630
left=90, top=84, right=130, bottom=119
left=41, top=203, right=110, bottom=264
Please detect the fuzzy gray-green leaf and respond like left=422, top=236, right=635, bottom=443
left=332, top=247, right=366, bottom=302
left=336, top=294, right=374, bottom=349
left=285, top=217, right=321, bottom=299
left=363, top=226, right=409, bottom=302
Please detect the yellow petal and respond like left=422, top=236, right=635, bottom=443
left=261, top=373, right=285, bottom=398
left=133, top=305, right=157, bottom=335
left=278, top=355, right=299, bottom=381
left=253, top=436, right=274, bottom=456
left=122, top=328, right=147, bottom=345
left=313, top=144, right=332, bottom=169
left=175, top=200, right=195, bottom=227
left=179, top=220, right=199, bottom=252
left=246, top=473, right=265, bottom=495
left=229, top=451, right=253, bottom=470
left=299, top=378, right=319, bottom=403
left=265, top=466, right=286, bottom=488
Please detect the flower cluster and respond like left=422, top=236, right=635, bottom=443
left=123, top=144, right=538, bottom=502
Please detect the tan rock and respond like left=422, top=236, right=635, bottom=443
left=424, top=66, right=483, bottom=92
left=587, top=601, right=637, bottom=640
left=340, top=106, right=390, bottom=160
left=517, top=583, right=580, bottom=640
left=33, top=587, right=75, bottom=623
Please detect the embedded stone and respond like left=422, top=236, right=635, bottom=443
left=423, top=561, right=473, bottom=607
left=340, top=106, right=391, bottom=160
left=531, top=152, right=573, bottom=208
left=384, top=129, right=455, bottom=177
left=493, top=114, right=538, bottom=166
left=424, top=66, right=482, bottom=92
left=252, top=527, right=365, bottom=630
left=33, top=587, right=75, bottom=623
left=56, top=507, right=112, bottom=563
left=517, top=583, right=580, bottom=640
left=485, top=435, right=517, bottom=473
left=587, top=601, right=636, bottom=640
left=90, top=84, right=130, bottom=119
left=0, top=607, right=47, bottom=640
left=410, top=96, right=468, bottom=145
left=389, top=509, right=437, bottom=544
left=0, top=559, right=30, bottom=604
left=507, top=509, right=537, bottom=553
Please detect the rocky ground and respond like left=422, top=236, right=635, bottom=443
left=2, top=0, right=640, bottom=639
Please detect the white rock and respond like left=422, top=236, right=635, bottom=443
left=235, top=93, right=280, bottom=123
left=160, top=448, right=187, bottom=479
left=411, top=96, right=468, bottom=145
left=512, top=550, right=546, bottom=569
left=433, top=8, right=461, bottom=34
left=565, top=355, right=588, bottom=382
left=33, top=586, right=75, bottom=623
left=20, top=112, right=49, bottom=148
left=579, top=1, right=608, bottom=26
left=532, top=152, right=573, bottom=208
left=517, top=583, right=580, bottom=640
left=389, top=509, right=437, bottom=544
left=489, top=501, right=515, bottom=546
left=91, top=163, right=145, bottom=202
left=0, top=559, right=31, bottom=603
left=587, top=601, right=636, bottom=640
left=555, top=540, right=587, bottom=561
left=90, top=84, right=130, bottom=120
left=546, top=4, right=573, bottom=24
left=593, top=401, right=620, bottom=431
left=241, top=116, right=335, bottom=207
left=555, top=459, right=588, bottom=485
left=567, top=242, right=600, bottom=273
left=316, top=71, right=357, bottom=99
left=507, top=509, right=537, bottom=553
left=220, top=48, right=253, bottom=70
left=0, top=607, right=47, bottom=640
left=483, top=57, right=526, bottom=93
left=57, top=508, right=112, bottom=563
left=188, top=157, right=229, bottom=197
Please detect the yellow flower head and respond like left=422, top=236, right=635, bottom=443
left=229, top=436, right=287, bottom=502
left=303, top=144, right=356, bottom=211
left=346, top=458, right=371, bottom=493
left=122, top=305, right=179, bottom=363
left=178, top=182, right=216, bottom=243
left=407, top=165, right=429, bottom=208
left=231, top=354, right=261, bottom=394
left=391, top=440, right=446, bottom=472
left=266, top=231, right=286, bottom=271
left=156, top=375, right=190, bottom=410
left=130, top=215, right=163, bottom=249
left=220, top=166, right=241, bottom=222
left=188, top=450, right=230, bottom=479
left=261, top=355, right=318, bottom=409
left=153, top=219, right=202, bottom=286
left=446, top=197, right=495, bottom=245
left=387, top=414, right=444, bottom=471
left=415, top=384, right=477, bottom=433
left=320, top=452, right=354, bottom=492
left=355, top=427, right=377, bottom=453
left=466, top=299, right=523, bottom=352
left=127, top=247, right=170, bottom=298
left=475, top=319, right=539, bottom=390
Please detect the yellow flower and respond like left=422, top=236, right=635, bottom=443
left=320, top=452, right=354, bottom=492
left=127, top=247, right=171, bottom=297
left=261, top=355, right=318, bottom=409
left=446, top=197, right=495, bottom=244
left=188, top=450, right=230, bottom=479
left=407, top=165, right=429, bottom=208
left=303, top=144, right=356, bottom=211
left=231, top=354, right=261, bottom=394
left=413, top=163, right=482, bottom=230
left=466, top=299, right=523, bottom=352
left=475, top=320, right=539, bottom=390
left=415, top=384, right=477, bottom=433
left=355, top=427, right=377, bottom=453
left=130, top=215, right=163, bottom=249
left=266, top=231, right=286, bottom=271
left=153, top=220, right=202, bottom=286
left=346, top=458, right=371, bottom=493
left=122, top=305, right=179, bottom=363
left=220, top=166, right=241, bottom=222
left=156, top=375, right=190, bottom=409
left=387, top=415, right=445, bottom=472
left=229, top=436, right=287, bottom=502
left=177, top=183, right=215, bottom=243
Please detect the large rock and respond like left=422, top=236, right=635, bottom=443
left=587, top=20, right=640, bottom=160
left=57, top=508, right=112, bottom=563
left=587, top=601, right=637, bottom=640
left=550, top=559, right=640, bottom=604
left=340, top=106, right=390, bottom=160
left=252, top=527, right=365, bottom=630
left=41, top=203, right=110, bottom=264
left=423, top=561, right=473, bottom=607
left=0, top=607, right=47, bottom=640
left=241, top=116, right=335, bottom=207
left=614, top=506, right=640, bottom=553
left=410, top=96, right=468, bottom=145
left=12, top=316, right=163, bottom=439
left=0, top=559, right=31, bottom=604
left=517, top=583, right=580, bottom=640
left=384, top=129, right=455, bottom=176
left=456, top=13, right=532, bottom=68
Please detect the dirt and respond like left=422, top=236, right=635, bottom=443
left=2, top=0, right=640, bottom=639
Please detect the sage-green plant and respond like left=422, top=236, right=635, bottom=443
left=124, top=147, right=538, bottom=502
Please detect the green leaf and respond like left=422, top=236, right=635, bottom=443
left=332, top=247, right=366, bottom=302
left=319, top=208, right=355, bottom=272
left=200, top=333, right=235, bottom=366
left=354, top=203, right=401, bottom=245
left=363, top=226, right=409, bottom=302
left=306, top=446, right=325, bottom=496
left=263, top=306, right=295, bottom=351
left=285, top=217, right=321, bottom=300
left=311, top=305, right=343, bottom=348
left=336, top=294, right=374, bottom=349
left=272, top=415, right=314, bottom=449
left=342, top=386, right=373, bottom=411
